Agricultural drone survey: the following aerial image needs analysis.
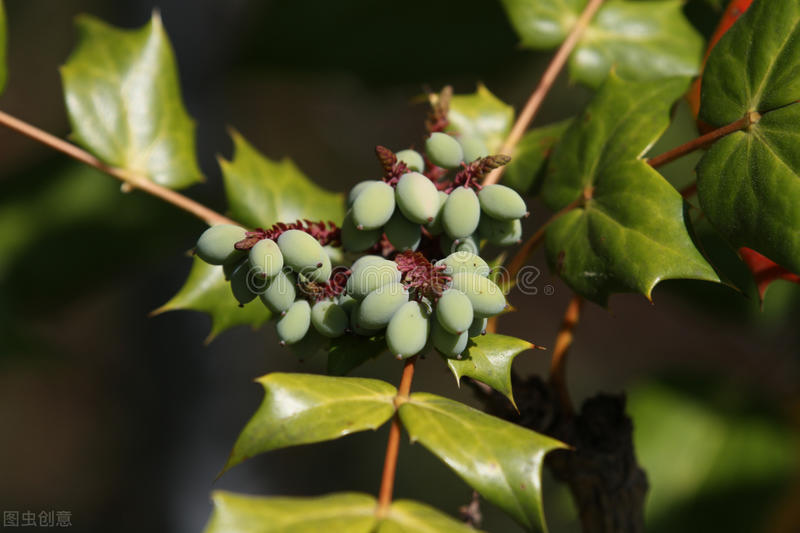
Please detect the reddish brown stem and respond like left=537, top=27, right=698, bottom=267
left=647, top=111, right=760, bottom=169
left=377, top=355, right=418, bottom=516
left=0, top=109, right=236, bottom=226
left=549, top=295, right=583, bottom=417
left=483, top=0, right=605, bottom=186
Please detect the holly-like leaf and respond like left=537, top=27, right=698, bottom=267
left=204, top=492, right=479, bottom=533
left=446, top=334, right=538, bottom=408
left=223, top=373, right=397, bottom=473
left=0, top=0, right=7, bottom=95
left=377, top=500, right=480, bottom=533
left=697, top=103, right=800, bottom=275
left=541, top=74, right=719, bottom=304
left=152, top=256, right=270, bottom=343
left=398, top=393, right=567, bottom=532
left=739, top=247, right=800, bottom=304
left=571, top=1, right=704, bottom=87
left=220, top=131, right=344, bottom=229
left=501, top=0, right=703, bottom=88
left=205, top=491, right=378, bottom=533
left=60, top=12, right=202, bottom=189
left=327, top=335, right=386, bottom=376
left=446, top=84, right=514, bottom=153
left=503, top=121, right=570, bottom=196
left=700, top=0, right=800, bottom=126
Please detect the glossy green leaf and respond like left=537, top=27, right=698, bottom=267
left=446, top=334, right=536, bottom=408
left=446, top=84, right=514, bottom=153
left=0, top=0, right=7, bottom=95
left=697, top=103, right=800, bottom=275
left=327, top=335, right=386, bottom=376
left=224, top=373, right=396, bottom=473
left=220, top=131, right=344, bottom=229
left=205, top=491, right=378, bottom=533
left=700, top=0, right=800, bottom=126
left=540, top=75, right=718, bottom=304
left=60, top=12, right=202, bottom=189
left=499, top=0, right=584, bottom=49
left=377, top=500, right=481, bottom=533
left=571, top=1, right=703, bottom=88
left=153, top=256, right=270, bottom=342
left=503, top=120, right=570, bottom=196
left=398, top=392, right=567, bottom=532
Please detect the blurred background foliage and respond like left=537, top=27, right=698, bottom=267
left=0, top=1, right=797, bottom=532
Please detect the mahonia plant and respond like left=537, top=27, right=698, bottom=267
left=1, top=0, right=799, bottom=531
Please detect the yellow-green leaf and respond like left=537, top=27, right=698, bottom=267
left=377, top=500, right=481, bottom=533
left=446, top=84, right=514, bottom=154
left=60, top=12, right=202, bottom=189
left=223, top=373, right=397, bottom=473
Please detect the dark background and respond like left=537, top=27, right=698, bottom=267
left=0, top=1, right=798, bottom=532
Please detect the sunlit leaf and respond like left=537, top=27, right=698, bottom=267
left=377, top=500, right=480, bottom=533
left=60, top=12, right=202, bottom=189
left=446, top=84, right=514, bottom=154
left=499, top=0, right=584, bottom=49
left=398, top=392, right=567, bottom=531
left=503, top=121, right=570, bottom=196
left=446, top=334, right=537, bottom=408
left=220, top=131, right=345, bottom=229
left=223, top=373, right=396, bottom=473
left=205, top=491, right=378, bottom=533
left=541, top=74, right=718, bottom=304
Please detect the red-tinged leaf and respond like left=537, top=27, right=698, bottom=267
left=739, top=247, right=800, bottom=304
left=688, top=0, right=755, bottom=121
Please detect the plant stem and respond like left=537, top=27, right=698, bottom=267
left=0, top=109, right=235, bottom=227
left=646, top=111, right=760, bottom=169
left=377, top=355, right=418, bottom=516
left=483, top=0, right=605, bottom=186
left=549, top=294, right=583, bottom=417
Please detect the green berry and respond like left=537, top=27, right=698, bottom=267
left=395, top=172, right=439, bottom=224
left=386, top=301, right=431, bottom=359
left=249, top=239, right=284, bottom=279
left=348, top=180, right=378, bottom=207
left=223, top=255, right=245, bottom=281
left=440, top=234, right=480, bottom=256
left=260, top=270, right=297, bottom=313
left=276, top=300, right=311, bottom=345
left=196, top=224, right=246, bottom=265
left=436, top=251, right=490, bottom=277
left=426, top=132, right=463, bottom=169
left=352, top=181, right=395, bottom=230
left=468, top=316, right=488, bottom=337
left=443, top=187, right=480, bottom=239
left=432, top=319, right=469, bottom=358
left=479, top=216, right=522, bottom=246
left=357, top=282, right=409, bottom=330
left=395, top=149, right=425, bottom=172
left=449, top=272, right=506, bottom=318
left=384, top=210, right=421, bottom=251
left=230, top=260, right=257, bottom=305
left=311, top=300, right=349, bottom=338
left=346, top=256, right=400, bottom=300
left=277, top=230, right=326, bottom=275
left=478, top=184, right=527, bottom=221
left=304, top=251, right=332, bottom=283
left=436, top=289, right=473, bottom=334
left=341, top=210, right=381, bottom=252
left=349, top=300, right=382, bottom=337
left=337, top=293, right=358, bottom=316
left=425, top=191, right=449, bottom=235
left=459, top=136, right=489, bottom=163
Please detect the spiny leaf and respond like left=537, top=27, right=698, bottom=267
left=60, top=12, right=202, bottom=189
left=327, top=335, right=386, bottom=376
left=446, top=334, right=538, bottom=408
left=700, top=0, right=800, bottom=125
left=223, top=373, right=397, bottom=473
left=0, top=0, right=7, bottom=95
left=377, top=500, right=481, bottom=533
left=571, top=1, right=704, bottom=87
left=205, top=491, right=378, bottom=533
left=541, top=74, right=719, bottom=304
left=398, top=392, right=567, bottom=532
left=503, top=120, right=571, bottom=196
left=152, top=256, right=270, bottom=343
left=445, top=84, right=514, bottom=154
left=697, top=103, right=800, bottom=275
left=220, top=131, right=345, bottom=229
left=501, top=0, right=703, bottom=88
